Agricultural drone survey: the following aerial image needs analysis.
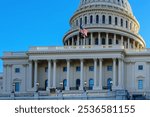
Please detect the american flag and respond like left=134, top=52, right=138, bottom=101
left=79, top=25, right=88, bottom=37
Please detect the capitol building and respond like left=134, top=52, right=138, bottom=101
left=0, top=0, right=150, bottom=100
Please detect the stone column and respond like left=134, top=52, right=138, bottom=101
left=3, top=65, right=7, bottom=92
left=118, top=59, right=122, bottom=89
left=34, top=60, right=38, bottom=91
left=99, top=59, right=103, bottom=90
left=98, top=32, right=101, bottom=45
left=72, top=37, right=74, bottom=46
left=29, top=61, right=33, bottom=90
left=77, top=35, right=80, bottom=46
left=80, top=59, right=84, bottom=90
left=47, top=60, right=52, bottom=91
left=53, top=60, right=56, bottom=88
left=128, top=38, right=130, bottom=49
left=90, top=33, right=93, bottom=45
left=66, top=59, right=70, bottom=90
left=94, top=59, right=97, bottom=89
left=112, top=58, right=116, bottom=89
left=122, top=59, right=124, bottom=89
left=133, top=41, right=136, bottom=49
left=106, top=33, right=108, bottom=46
left=114, top=34, right=116, bottom=45
left=121, top=36, right=123, bottom=46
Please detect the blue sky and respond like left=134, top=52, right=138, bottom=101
left=0, top=0, right=150, bottom=72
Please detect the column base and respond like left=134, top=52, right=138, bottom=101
left=79, top=86, right=83, bottom=91
left=46, top=87, right=50, bottom=91
left=93, top=86, right=101, bottom=90
left=65, top=87, right=70, bottom=91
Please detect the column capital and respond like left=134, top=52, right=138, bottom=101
left=47, top=59, right=52, bottom=62
left=99, top=58, right=103, bottom=61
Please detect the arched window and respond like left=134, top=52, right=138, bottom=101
left=96, top=15, right=99, bottom=24
left=107, top=78, right=112, bottom=91
left=102, top=38, right=106, bottom=45
left=76, top=79, right=80, bottom=90
left=109, top=39, right=112, bottom=45
left=76, top=19, right=78, bottom=26
left=115, top=17, right=118, bottom=25
left=126, top=20, right=128, bottom=28
left=109, top=16, right=112, bottom=24
left=15, top=82, right=20, bottom=92
left=102, top=15, right=105, bottom=24
left=121, top=19, right=123, bottom=27
left=116, top=40, right=119, bottom=44
left=84, top=16, right=87, bottom=24
left=90, top=15, right=93, bottom=24
left=80, top=18, right=82, bottom=26
left=45, top=80, right=48, bottom=90
left=89, top=79, right=94, bottom=90
left=63, top=79, right=67, bottom=89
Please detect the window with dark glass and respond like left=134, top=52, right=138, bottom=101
left=15, top=68, right=20, bottom=73
left=63, top=67, right=67, bottom=72
left=45, top=67, right=48, bottom=72
left=96, top=15, right=99, bottom=24
left=109, top=39, right=112, bottom=45
left=109, top=16, right=112, bottom=24
left=90, top=15, right=93, bottom=24
left=15, top=82, right=20, bottom=92
left=115, top=17, right=118, bottom=25
left=138, top=65, right=143, bottom=70
left=102, top=15, right=105, bottom=24
left=126, top=21, right=128, bottom=28
left=76, top=20, right=78, bottom=26
left=76, top=66, right=81, bottom=72
left=84, top=16, right=87, bottom=24
left=121, top=19, right=123, bottom=27
left=95, top=38, right=98, bottom=45
left=89, top=66, right=94, bottom=71
left=107, top=66, right=112, bottom=71
left=116, top=40, right=119, bottom=44
left=80, top=18, right=82, bottom=26
left=102, top=38, right=106, bottom=45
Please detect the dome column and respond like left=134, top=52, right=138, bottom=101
left=128, top=38, right=130, bottom=49
left=90, top=33, right=93, bottom=45
left=114, top=34, right=116, bottom=45
left=98, top=32, right=101, bottom=45
left=106, top=33, right=109, bottom=46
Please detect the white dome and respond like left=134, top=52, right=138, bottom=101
left=79, top=0, right=133, bottom=15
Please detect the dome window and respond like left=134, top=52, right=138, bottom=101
left=80, top=18, right=83, bottom=26
left=109, top=16, right=112, bottom=24
left=76, top=20, right=79, bottom=26
left=109, top=39, right=112, bottom=45
left=84, top=16, right=87, bottom=24
left=96, top=15, right=99, bottom=24
left=102, top=15, right=105, bottom=24
left=126, top=21, right=128, bottom=28
left=115, top=17, right=118, bottom=25
left=121, top=19, right=123, bottom=27
left=102, top=38, right=106, bottom=45
left=90, top=15, right=93, bottom=24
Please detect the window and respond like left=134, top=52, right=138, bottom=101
left=89, top=79, right=94, bottom=90
left=115, top=17, right=118, bottom=25
left=109, top=16, right=112, bottom=24
left=80, top=18, right=82, bottom=26
left=76, top=79, right=80, bottom=90
left=15, top=68, right=20, bottom=73
left=107, top=78, right=112, bottom=90
left=15, top=82, right=20, bottom=92
left=96, top=15, right=99, bottom=24
left=63, top=79, right=67, bottom=89
left=126, top=21, right=128, bottom=28
left=84, top=16, right=87, bottom=24
left=90, top=15, right=93, bottom=24
left=102, top=15, right=105, bottom=24
left=45, top=80, right=48, bottom=90
left=89, top=66, right=94, bottom=71
left=107, top=66, right=112, bottom=71
left=76, top=20, right=78, bottom=26
left=63, top=67, right=67, bottom=72
left=76, top=66, right=81, bottom=72
left=116, top=40, right=119, bottom=44
left=45, top=67, right=48, bottom=72
left=102, top=38, right=106, bottom=45
left=95, top=38, right=98, bottom=45
left=121, top=19, right=123, bottom=27
left=138, top=80, right=143, bottom=90
left=109, top=39, right=112, bottom=45
left=138, top=65, right=143, bottom=70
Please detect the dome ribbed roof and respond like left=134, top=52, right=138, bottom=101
left=79, top=0, right=133, bottom=15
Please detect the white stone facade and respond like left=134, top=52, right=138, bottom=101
left=0, top=0, right=150, bottom=100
